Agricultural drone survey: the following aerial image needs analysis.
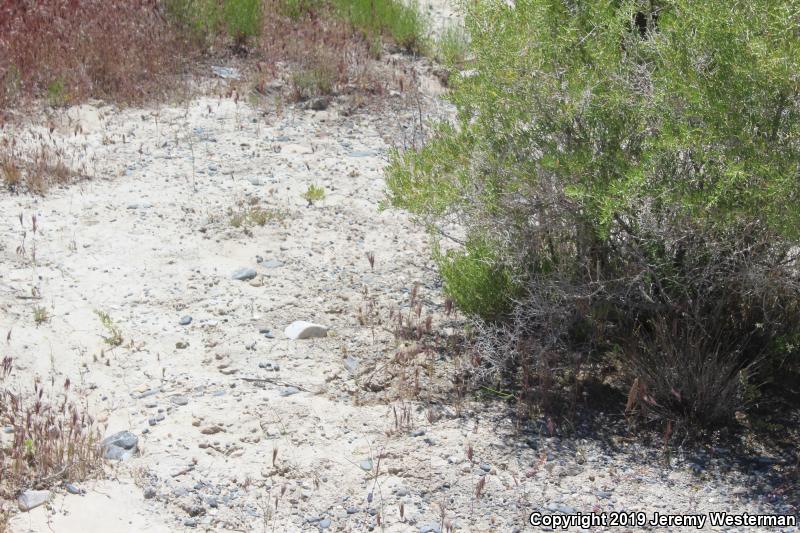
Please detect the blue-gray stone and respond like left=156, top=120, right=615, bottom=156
left=231, top=268, right=257, bottom=281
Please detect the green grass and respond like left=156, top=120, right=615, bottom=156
left=165, top=0, right=263, bottom=44
left=435, top=24, right=469, bottom=68
left=332, top=0, right=428, bottom=54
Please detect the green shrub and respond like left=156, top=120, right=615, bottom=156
left=387, top=0, right=800, bottom=426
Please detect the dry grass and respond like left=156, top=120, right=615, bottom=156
left=0, top=357, right=104, bottom=524
left=0, top=1, right=198, bottom=112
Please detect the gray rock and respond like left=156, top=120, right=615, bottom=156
left=284, top=321, right=328, bottom=340
left=261, top=259, right=283, bottom=269
left=348, top=150, right=378, bottom=158
left=231, top=268, right=257, bottom=281
left=170, top=395, right=189, bottom=406
left=64, top=483, right=84, bottom=495
left=280, top=386, right=300, bottom=397
left=319, top=518, right=331, bottom=529
left=143, top=487, right=157, bottom=499
left=135, top=388, right=161, bottom=399
left=480, top=463, right=491, bottom=472
left=359, top=459, right=373, bottom=472
left=179, top=315, right=192, bottom=326
left=102, top=430, right=138, bottom=461
left=18, top=490, right=51, bottom=511
left=184, top=518, right=197, bottom=528
left=419, top=525, right=442, bottom=533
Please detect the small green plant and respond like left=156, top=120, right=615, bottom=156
left=46, top=78, right=68, bottom=107
left=435, top=240, right=517, bottom=321
left=33, top=306, right=49, bottom=325
left=94, top=310, right=123, bottom=347
left=302, top=184, right=326, bottom=205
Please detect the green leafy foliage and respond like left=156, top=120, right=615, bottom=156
left=387, top=0, right=800, bottom=425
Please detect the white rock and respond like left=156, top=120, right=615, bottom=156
left=284, top=321, right=328, bottom=340
left=18, top=490, right=51, bottom=512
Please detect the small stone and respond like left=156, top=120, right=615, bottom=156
left=102, top=430, right=138, bottom=461
left=143, top=488, right=157, bottom=499
left=184, top=518, right=197, bottom=528
left=284, top=321, right=328, bottom=340
left=170, top=395, right=189, bottom=406
left=231, top=268, right=257, bottom=281
left=480, top=463, right=491, bottom=472
left=201, top=426, right=223, bottom=435
left=359, top=459, right=373, bottom=472
left=411, top=430, right=425, bottom=437
left=261, top=259, right=283, bottom=269
left=319, top=518, right=331, bottom=529
left=179, top=316, right=192, bottom=326
left=64, top=483, right=84, bottom=495
left=280, top=386, right=300, bottom=397
left=175, top=341, right=189, bottom=349
left=419, top=525, right=441, bottom=533
left=18, top=490, right=51, bottom=511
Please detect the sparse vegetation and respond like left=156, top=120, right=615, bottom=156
left=229, top=199, right=286, bottom=228
left=0, top=357, right=103, bottom=522
left=434, top=24, right=469, bottom=68
left=301, top=184, right=326, bottom=205
left=94, top=310, right=123, bottom=347
left=32, top=306, right=49, bottom=325
left=333, top=0, right=429, bottom=54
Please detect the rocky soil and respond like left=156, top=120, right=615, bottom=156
left=1, top=4, right=798, bottom=532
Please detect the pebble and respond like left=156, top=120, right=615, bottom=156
left=231, top=268, right=257, bottom=281
left=319, top=518, right=331, bottom=529
left=280, top=386, right=300, bottom=397
left=284, top=320, right=328, bottom=340
left=359, top=459, right=373, bottom=471
left=143, top=488, right=157, bottom=499
left=170, top=395, right=189, bottom=406
left=179, top=315, right=192, bottom=325
left=102, top=430, right=138, bottom=461
left=261, top=259, right=283, bottom=269
left=18, top=490, right=51, bottom=511
left=419, top=525, right=441, bottom=533
left=64, top=483, right=84, bottom=495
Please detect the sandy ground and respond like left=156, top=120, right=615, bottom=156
left=1, top=5, right=798, bottom=533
